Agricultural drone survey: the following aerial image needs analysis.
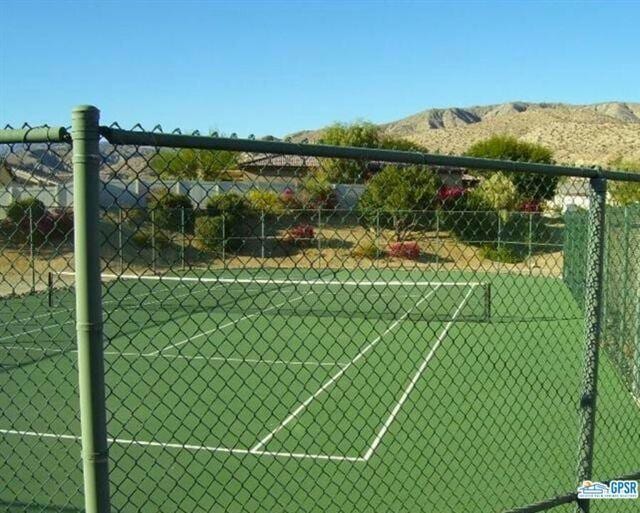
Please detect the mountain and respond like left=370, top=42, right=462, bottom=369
left=291, top=102, right=640, bottom=167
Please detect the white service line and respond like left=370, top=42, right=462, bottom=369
left=0, top=428, right=365, bottom=463
left=149, top=285, right=315, bottom=356
left=362, top=285, right=477, bottom=461
left=104, top=351, right=344, bottom=368
left=249, top=285, right=441, bottom=453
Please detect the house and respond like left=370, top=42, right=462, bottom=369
left=550, top=178, right=590, bottom=212
left=238, top=153, right=479, bottom=188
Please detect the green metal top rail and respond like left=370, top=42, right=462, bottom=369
left=100, top=126, right=640, bottom=183
left=1, top=122, right=639, bottom=183
left=0, top=126, right=70, bottom=144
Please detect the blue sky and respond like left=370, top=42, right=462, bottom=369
left=1, top=0, right=639, bottom=137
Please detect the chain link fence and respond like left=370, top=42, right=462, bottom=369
left=1, top=107, right=639, bottom=513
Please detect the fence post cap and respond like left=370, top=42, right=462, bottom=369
left=72, top=105, right=99, bottom=113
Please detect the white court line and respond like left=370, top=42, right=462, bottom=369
left=150, top=285, right=315, bottom=356
left=362, top=285, right=477, bottom=461
left=79, top=272, right=485, bottom=288
left=0, top=345, right=342, bottom=369
left=106, top=351, right=344, bottom=368
left=249, top=285, right=442, bottom=453
left=0, top=428, right=365, bottom=463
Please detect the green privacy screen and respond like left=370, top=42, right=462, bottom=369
left=564, top=204, right=640, bottom=400
left=1, top=110, right=639, bottom=513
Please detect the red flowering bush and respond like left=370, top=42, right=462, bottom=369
left=438, top=185, right=466, bottom=206
left=284, top=224, right=315, bottom=246
left=388, top=241, right=420, bottom=260
left=280, top=187, right=300, bottom=209
left=519, top=199, right=542, bottom=213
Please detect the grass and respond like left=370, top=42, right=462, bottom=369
left=1, top=269, right=639, bottom=513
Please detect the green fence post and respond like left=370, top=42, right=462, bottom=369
left=634, top=292, right=640, bottom=400
left=261, top=209, right=266, bottom=259
left=180, top=206, right=186, bottom=270
left=575, top=176, right=607, bottom=513
left=621, top=206, right=630, bottom=339
left=71, top=105, right=111, bottom=513
left=375, top=210, right=381, bottom=258
left=435, top=209, right=440, bottom=265
left=222, top=214, right=226, bottom=263
left=317, top=206, right=322, bottom=256
left=528, top=212, right=533, bottom=264
left=29, top=205, right=36, bottom=292
left=151, top=209, right=156, bottom=274
left=118, top=208, right=124, bottom=271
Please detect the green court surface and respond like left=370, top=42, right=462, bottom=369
left=1, top=269, right=639, bottom=512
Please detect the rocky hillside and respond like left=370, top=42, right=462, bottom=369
left=292, top=102, right=640, bottom=167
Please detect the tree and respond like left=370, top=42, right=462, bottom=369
left=317, top=122, right=427, bottom=183
left=609, top=158, right=640, bottom=205
left=147, top=190, right=195, bottom=232
left=470, top=172, right=519, bottom=212
left=298, top=170, right=337, bottom=209
left=149, top=148, right=237, bottom=181
left=358, top=165, right=439, bottom=241
left=466, top=135, right=557, bottom=201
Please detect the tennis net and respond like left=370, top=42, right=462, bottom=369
left=48, top=272, right=492, bottom=322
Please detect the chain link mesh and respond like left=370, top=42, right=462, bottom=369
left=1, top=120, right=639, bottom=512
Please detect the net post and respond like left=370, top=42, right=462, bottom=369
left=47, top=271, right=53, bottom=308
left=484, top=282, right=491, bottom=321
left=71, top=105, right=111, bottom=513
left=575, top=175, right=607, bottom=513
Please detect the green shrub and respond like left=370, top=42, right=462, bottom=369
left=195, top=216, right=224, bottom=251
left=132, top=230, right=152, bottom=248
left=149, top=148, right=237, bottom=181
left=317, top=122, right=426, bottom=183
left=7, top=197, right=47, bottom=223
left=351, top=240, right=381, bottom=259
left=206, top=192, right=248, bottom=218
left=206, top=193, right=250, bottom=246
left=358, top=165, right=439, bottom=241
left=609, top=158, right=640, bottom=205
left=147, top=191, right=195, bottom=233
left=470, top=173, right=519, bottom=212
left=466, top=135, right=557, bottom=201
left=131, top=229, right=170, bottom=249
left=246, top=190, right=284, bottom=215
left=478, top=244, right=522, bottom=263
left=299, top=171, right=337, bottom=209
left=126, top=207, right=147, bottom=226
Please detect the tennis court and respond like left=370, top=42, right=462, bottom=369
left=3, top=267, right=639, bottom=512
